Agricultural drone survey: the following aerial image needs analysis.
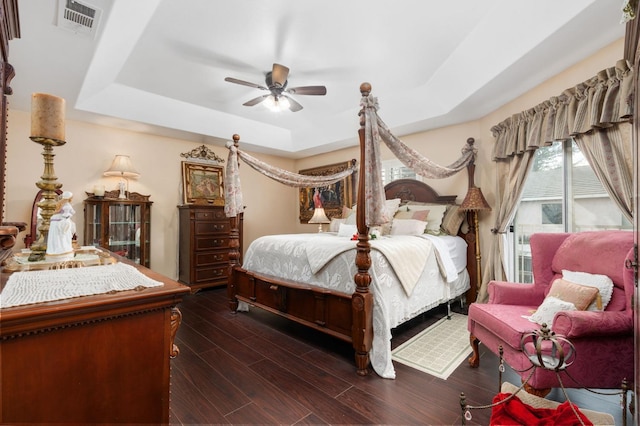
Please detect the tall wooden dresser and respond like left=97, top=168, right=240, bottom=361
left=178, top=205, right=242, bottom=291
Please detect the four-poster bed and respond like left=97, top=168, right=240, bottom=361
left=225, top=83, right=479, bottom=377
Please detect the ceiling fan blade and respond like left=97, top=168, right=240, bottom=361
left=225, top=77, right=267, bottom=91
left=271, top=63, right=290, bottom=87
left=286, top=85, right=327, bottom=96
left=243, top=94, right=270, bottom=107
left=285, top=96, right=303, bottom=112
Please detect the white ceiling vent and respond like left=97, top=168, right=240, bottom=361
left=57, top=0, right=102, bottom=38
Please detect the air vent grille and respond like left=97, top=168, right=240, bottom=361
left=57, top=0, right=102, bottom=38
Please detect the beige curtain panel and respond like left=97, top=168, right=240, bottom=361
left=480, top=59, right=634, bottom=303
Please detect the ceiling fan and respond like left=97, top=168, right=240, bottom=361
left=224, top=63, right=327, bottom=112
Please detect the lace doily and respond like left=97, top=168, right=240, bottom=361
left=0, top=262, right=163, bottom=309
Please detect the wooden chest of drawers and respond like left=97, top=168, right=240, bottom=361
left=178, top=205, right=242, bottom=291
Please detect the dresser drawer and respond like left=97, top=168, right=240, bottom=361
left=194, top=265, right=227, bottom=283
left=194, top=250, right=230, bottom=266
left=194, top=221, right=230, bottom=234
left=194, top=210, right=226, bottom=221
left=194, top=236, right=230, bottom=250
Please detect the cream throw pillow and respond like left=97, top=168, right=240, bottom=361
left=562, top=269, right=614, bottom=311
left=390, top=219, right=428, bottom=236
left=529, top=296, right=577, bottom=326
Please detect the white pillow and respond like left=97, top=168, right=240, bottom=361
left=384, top=198, right=402, bottom=219
left=562, top=269, right=614, bottom=311
left=337, top=223, right=358, bottom=238
left=403, top=204, right=448, bottom=233
left=390, top=219, right=427, bottom=236
left=329, top=218, right=346, bottom=233
left=528, top=296, right=577, bottom=326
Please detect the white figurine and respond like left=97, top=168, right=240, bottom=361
left=118, top=180, right=127, bottom=199
left=46, top=191, right=76, bottom=256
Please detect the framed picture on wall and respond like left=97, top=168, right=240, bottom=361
left=181, top=161, right=224, bottom=205
left=299, top=161, right=355, bottom=223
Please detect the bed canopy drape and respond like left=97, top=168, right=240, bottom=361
left=223, top=85, right=477, bottom=224
left=482, top=59, right=634, bottom=303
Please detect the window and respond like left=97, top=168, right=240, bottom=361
left=541, top=203, right=562, bottom=224
left=512, top=140, right=631, bottom=283
left=381, top=159, right=418, bottom=186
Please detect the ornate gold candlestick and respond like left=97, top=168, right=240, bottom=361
left=28, top=136, right=66, bottom=261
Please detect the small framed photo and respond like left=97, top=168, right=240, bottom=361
left=181, top=161, right=224, bottom=205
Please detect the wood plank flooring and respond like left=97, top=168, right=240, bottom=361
left=170, top=288, right=627, bottom=425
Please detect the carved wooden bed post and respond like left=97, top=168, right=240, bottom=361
left=463, top=138, right=479, bottom=305
left=227, top=133, right=241, bottom=312
left=352, top=82, right=374, bottom=375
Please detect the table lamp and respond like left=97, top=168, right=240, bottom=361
left=460, top=186, right=491, bottom=295
left=308, top=207, right=330, bottom=232
left=104, top=155, right=140, bottom=199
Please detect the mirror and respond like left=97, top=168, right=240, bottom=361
left=24, top=189, right=62, bottom=248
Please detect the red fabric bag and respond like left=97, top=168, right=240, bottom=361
left=490, top=392, right=593, bottom=426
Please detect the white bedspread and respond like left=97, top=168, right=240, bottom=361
left=241, top=232, right=470, bottom=379
left=306, top=235, right=433, bottom=296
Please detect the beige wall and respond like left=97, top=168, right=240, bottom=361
left=4, top=37, right=624, bottom=280
left=5, top=113, right=296, bottom=279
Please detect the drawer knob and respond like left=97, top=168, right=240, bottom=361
left=269, top=285, right=278, bottom=291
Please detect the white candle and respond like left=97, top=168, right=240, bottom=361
left=31, top=93, right=65, bottom=141
left=93, top=184, right=105, bottom=197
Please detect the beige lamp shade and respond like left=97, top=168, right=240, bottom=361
left=460, top=186, right=491, bottom=212
left=104, top=155, right=140, bottom=178
left=308, top=207, right=330, bottom=224
left=308, top=207, right=330, bottom=232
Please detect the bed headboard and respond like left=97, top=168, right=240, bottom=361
left=384, top=179, right=457, bottom=205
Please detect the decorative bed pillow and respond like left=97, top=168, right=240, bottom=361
left=422, top=205, right=448, bottom=234
left=546, top=278, right=599, bottom=311
left=342, top=205, right=354, bottom=219
left=390, top=219, right=428, bottom=236
left=384, top=198, right=402, bottom=219
left=329, top=218, right=346, bottom=233
left=337, top=223, right=358, bottom=238
left=529, top=296, right=577, bottom=326
left=394, top=209, right=429, bottom=221
left=562, top=270, right=614, bottom=311
left=440, top=204, right=464, bottom=236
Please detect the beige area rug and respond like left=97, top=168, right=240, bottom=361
left=391, top=312, right=471, bottom=380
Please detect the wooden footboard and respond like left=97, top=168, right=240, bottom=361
left=232, top=267, right=354, bottom=342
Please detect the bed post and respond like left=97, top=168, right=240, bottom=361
left=227, top=134, right=241, bottom=312
left=463, top=140, right=479, bottom=305
left=352, top=82, right=374, bottom=376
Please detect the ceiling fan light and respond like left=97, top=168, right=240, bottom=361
left=264, top=95, right=278, bottom=111
left=264, top=95, right=289, bottom=112
left=279, top=96, right=291, bottom=110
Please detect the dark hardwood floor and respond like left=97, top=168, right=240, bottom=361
left=170, top=288, right=628, bottom=425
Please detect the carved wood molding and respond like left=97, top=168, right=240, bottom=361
left=180, top=144, right=225, bottom=163
left=169, top=306, right=182, bottom=358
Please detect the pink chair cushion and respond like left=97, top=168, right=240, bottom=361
left=468, top=303, right=540, bottom=350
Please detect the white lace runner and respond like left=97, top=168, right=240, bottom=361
left=0, top=262, right=163, bottom=308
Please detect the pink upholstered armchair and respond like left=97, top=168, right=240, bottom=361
left=467, top=231, right=634, bottom=394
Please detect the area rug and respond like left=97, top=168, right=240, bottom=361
left=391, top=312, right=471, bottom=380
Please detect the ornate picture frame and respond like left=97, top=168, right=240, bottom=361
left=181, top=161, right=224, bottom=205
left=299, top=161, right=355, bottom=223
